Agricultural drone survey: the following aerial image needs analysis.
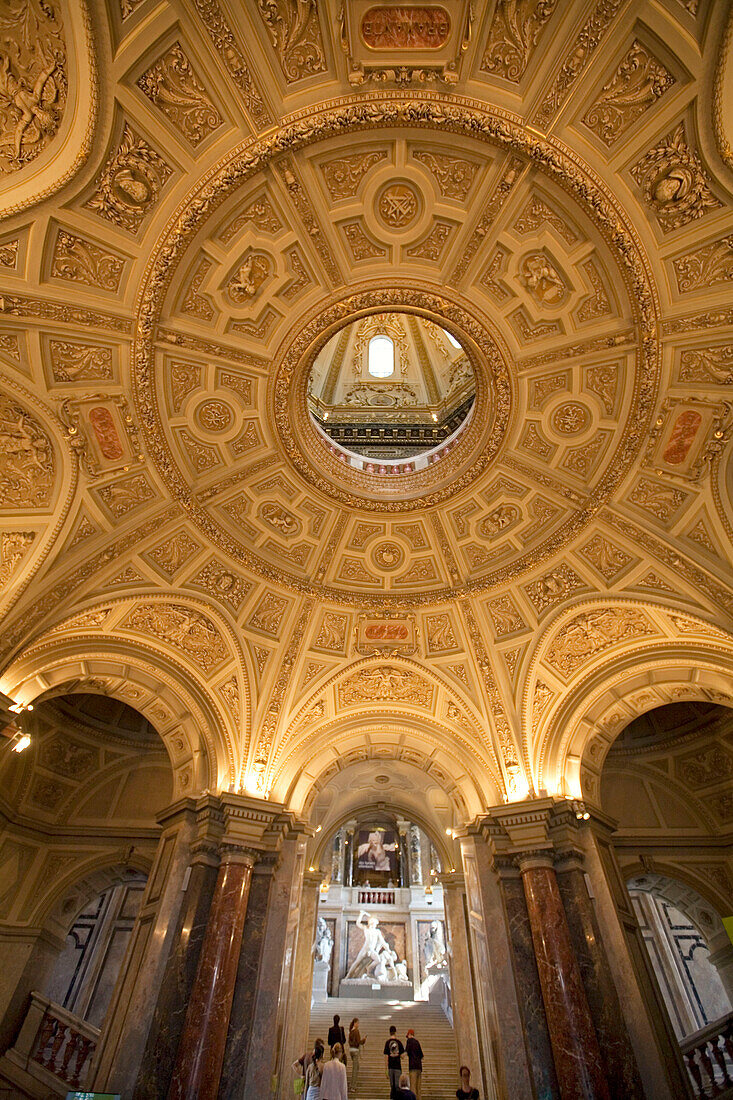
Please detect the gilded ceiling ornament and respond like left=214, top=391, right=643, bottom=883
left=0, top=0, right=66, bottom=173
left=406, top=221, right=452, bottom=263
left=123, top=602, right=227, bottom=672
left=277, top=158, right=342, bottom=285
left=576, top=260, right=611, bottom=323
left=137, top=42, right=223, bottom=148
left=479, top=504, right=520, bottom=539
left=545, top=608, right=657, bottom=678
left=578, top=535, right=633, bottom=581
left=628, top=478, right=689, bottom=523
left=631, top=122, right=721, bottom=233
left=342, top=222, right=385, bottom=261
left=51, top=230, right=123, bottom=292
left=0, top=530, right=35, bottom=588
left=321, top=151, right=387, bottom=200
left=315, top=611, right=348, bottom=651
left=533, top=0, right=625, bottom=130
left=581, top=40, right=675, bottom=147
left=338, top=664, right=433, bottom=708
left=95, top=473, right=155, bottom=517
left=673, top=236, right=733, bottom=294
left=191, top=559, right=251, bottom=612
left=190, top=0, right=272, bottom=129
left=195, top=399, right=233, bottom=434
left=450, top=154, right=525, bottom=285
left=249, top=591, right=290, bottom=634
left=0, top=239, right=18, bottom=268
left=513, top=194, right=577, bottom=246
left=220, top=195, right=283, bottom=244
left=48, top=340, right=113, bottom=383
left=412, top=150, right=478, bottom=201
left=480, top=0, right=559, bottom=83
left=678, top=346, right=733, bottom=385
left=252, top=597, right=313, bottom=762
left=227, top=252, right=272, bottom=303
left=518, top=252, right=567, bottom=305
left=218, top=675, right=240, bottom=719
left=524, top=564, right=585, bottom=612
left=259, top=501, right=301, bottom=537
left=0, top=393, right=54, bottom=508
left=256, top=0, right=326, bottom=82
left=84, top=123, right=172, bottom=233
left=425, top=613, right=457, bottom=652
left=377, top=182, right=420, bottom=228
left=551, top=402, right=590, bottom=435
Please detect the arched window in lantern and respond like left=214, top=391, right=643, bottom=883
left=368, top=334, right=394, bottom=378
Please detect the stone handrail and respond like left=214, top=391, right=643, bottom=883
left=680, top=1012, right=733, bottom=1098
left=4, top=991, right=100, bottom=1093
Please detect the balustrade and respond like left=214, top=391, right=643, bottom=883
left=1, top=992, right=99, bottom=1094
left=357, top=888, right=395, bottom=905
left=681, top=1012, right=733, bottom=1099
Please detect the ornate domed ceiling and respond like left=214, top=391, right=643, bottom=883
left=1, top=0, right=733, bottom=811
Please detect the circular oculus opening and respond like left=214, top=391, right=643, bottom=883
left=307, top=313, right=476, bottom=474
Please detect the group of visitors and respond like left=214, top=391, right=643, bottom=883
left=294, top=1014, right=479, bottom=1100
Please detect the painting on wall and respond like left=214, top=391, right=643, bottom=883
left=355, top=828, right=399, bottom=880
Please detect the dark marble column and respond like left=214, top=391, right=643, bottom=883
left=135, top=857, right=219, bottom=1098
left=167, top=848, right=255, bottom=1100
left=555, top=852, right=645, bottom=1099
left=498, top=864, right=560, bottom=1100
left=218, top=857, right=276, bottom=1099
left=519, top=853, right=610, bottom=1100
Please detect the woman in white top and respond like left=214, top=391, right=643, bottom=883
left=321, top=1043, right=348, bottom=1100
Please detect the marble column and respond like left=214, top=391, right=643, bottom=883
left=441, top=876, right=482, bottom=1084
left=497, top=861, right=560, bottom=1100
left=397, top=821, right=409, bottom=888
left=580, top=814, right=691, bottom=1100
left=708, top=932, right=733, bottom=1004
left=519, top=852, right=610, bottom=1100
left=409, top=823, right=422, bottom=885
left=277, top=870, right=321, bottom=1100
left=554, top=850, right=645, bottom=1099
left=219, top=839, right=301, bottom=1099
left=135, top=851, right=219, bottom=1098
left=344, top=821, right=356, bottom=886
left=331, top=829, right=343, bottom=884
left=167, top=847, right=255, bottom=1100
left=91, top=799, right=199, bottom=1097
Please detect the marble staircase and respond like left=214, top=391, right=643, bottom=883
left=308, top=997, right=459, bottom=1100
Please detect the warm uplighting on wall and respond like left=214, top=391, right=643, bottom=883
left=505, top=764, right=529, bottom=803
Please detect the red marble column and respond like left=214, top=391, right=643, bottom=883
left=167, top=849, right=255, bottom=1100
left=519, top=853, right=610, bottom=1100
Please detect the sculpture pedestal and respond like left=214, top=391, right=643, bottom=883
left=311, top=960, right=330, bottom=1004
left=339, top=978, right=413, bottom=1000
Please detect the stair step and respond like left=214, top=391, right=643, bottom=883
left=307, top=997, right=459, bottom=1100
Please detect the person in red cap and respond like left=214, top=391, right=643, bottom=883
left=405, top=1028, right=424, bottom=1099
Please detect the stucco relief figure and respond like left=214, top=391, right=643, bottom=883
left=423, top=920, right=447, bottom=971
left=314, top=916, right=333, bottom=966
left=345, top=910, right=392, bottom=980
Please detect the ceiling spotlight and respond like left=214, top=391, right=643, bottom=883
left=11, top=734, right=31, bottom=753
left=315, top=825, right=322, bottom=832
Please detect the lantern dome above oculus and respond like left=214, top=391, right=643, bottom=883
left=308, top=314, right=475, bottom=461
